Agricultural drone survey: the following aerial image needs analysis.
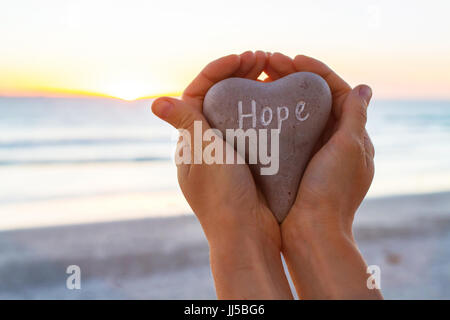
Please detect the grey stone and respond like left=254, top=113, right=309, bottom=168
left=203, top=72, right=332, bottom=222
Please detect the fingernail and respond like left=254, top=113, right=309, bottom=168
left=358, top=85, right=372, bottom=105
left=152, top=100, right=173, bottom=119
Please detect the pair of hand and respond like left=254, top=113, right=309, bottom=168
left=152, top=51, right=382, bottom=299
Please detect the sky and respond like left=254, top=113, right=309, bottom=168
left=1, top=0, right=449, bottom=100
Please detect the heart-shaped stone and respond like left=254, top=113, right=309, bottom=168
left=203, top=72, right=332, bottom=222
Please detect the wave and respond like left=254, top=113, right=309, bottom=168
left=0, top=156, right=172, bottom=166
left=0, top=137, right=171, bottom=149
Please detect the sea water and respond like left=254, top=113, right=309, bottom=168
left=0, top=97, right=449, bottom=228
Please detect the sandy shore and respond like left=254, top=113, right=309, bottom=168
left=1, top=191, right=450, bottom=299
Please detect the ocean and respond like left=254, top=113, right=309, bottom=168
left=1, top=96, right=450, bottom=299
left=0, top=97, right=450, bottom=229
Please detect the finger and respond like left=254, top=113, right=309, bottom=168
left=234, top=51, right=256, bottom=77
left=182, top=54, right=241, bottom=110
left=337, top=85, right=372, bottom=136
left=152, top=96, right=210, bottom=132
left=152, top=96, right=215, bottom=167
left=265, top=52, right=296, bottom=80
left=264, top=52, right=280, bottom=80
left=244, top=50, right=268, bottom=80
left=293, top=55, right=351, bottom=117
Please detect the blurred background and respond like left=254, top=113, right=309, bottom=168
left=0, top=0, right=449, bottom=299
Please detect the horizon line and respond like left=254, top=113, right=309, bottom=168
left=1, top=87, right=450, bottom=102
left=0, top=89, right=182, bottom=101
left=1, top=93, right=449, bottom=103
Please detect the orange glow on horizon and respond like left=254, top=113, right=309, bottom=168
left=0, top=87, right=182, bottom=101
left=1, top=1, right=449, bottom=102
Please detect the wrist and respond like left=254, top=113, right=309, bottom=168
left=209, top=227, right=281, bottom=282
left=281, top=208, right=382, bottom=299
left=208, top=228, right=292, bottom=299
left=281, top=204, right=355, bottom=247
left=281, top=211, right=357, bottom=277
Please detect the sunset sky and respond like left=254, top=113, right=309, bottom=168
left=1, top=0, right=449, bottom=100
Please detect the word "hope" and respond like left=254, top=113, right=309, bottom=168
left=238, top=100, right=310, bottom=130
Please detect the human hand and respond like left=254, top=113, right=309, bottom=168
left=152, top=51, right=292, bottom=299
left=265, top=53, right=382, bottom=299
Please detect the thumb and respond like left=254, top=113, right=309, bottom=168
left=152, top=97, right=209, bottom=131
left=338, top=85, right=372, bottom=135
left=152, top=97, right=214, bottom=167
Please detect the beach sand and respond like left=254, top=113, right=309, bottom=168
left=1, top=191, right=449, bottom=299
